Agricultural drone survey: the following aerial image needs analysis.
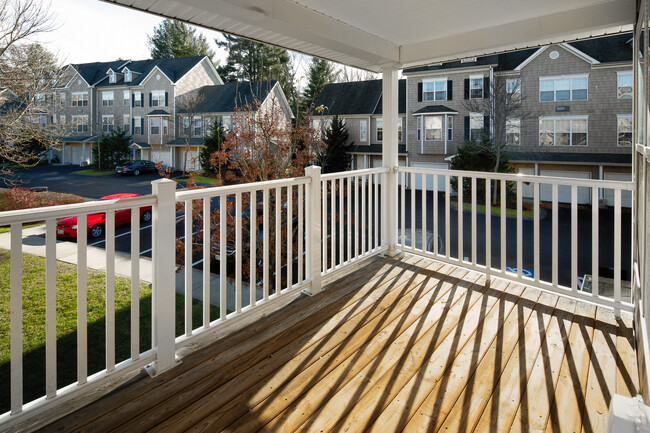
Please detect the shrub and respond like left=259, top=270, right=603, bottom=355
left=0, top=188, right=84, bottom=212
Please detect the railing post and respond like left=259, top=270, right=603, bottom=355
left=148, top=178, right=178, bottom=375
left=382, top=64, right=400, bottom=256
left=305, top=166, right=322, bottom=295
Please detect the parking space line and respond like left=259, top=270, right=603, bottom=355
left=88, top=214, right=184, bottom=247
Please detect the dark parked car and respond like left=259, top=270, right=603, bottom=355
left=114, top=160, right=158, bottom=176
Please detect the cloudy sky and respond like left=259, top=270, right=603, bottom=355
left=35, top=0, right=228, bottom=65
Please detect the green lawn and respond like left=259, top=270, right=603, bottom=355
left=73, top=169, right=115, bottom=175
left=0, top=222, right=43, bottom=234
left=451, top=201, right=535, bottom=218
left=173, top=174, right=220, bottom=185
left=0, top=250, right=219, bottom=413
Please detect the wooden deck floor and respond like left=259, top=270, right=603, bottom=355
left=42, top=254, right=639, bottom=433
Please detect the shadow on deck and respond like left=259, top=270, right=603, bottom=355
left=42, top=254, right=639, bottom=432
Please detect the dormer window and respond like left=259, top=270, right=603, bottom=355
left=125, top=70, right=132, bottom=82
left=109, top=71, right=116, bottom=84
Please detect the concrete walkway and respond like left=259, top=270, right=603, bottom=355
left=0, top=225, right=260, bottom=312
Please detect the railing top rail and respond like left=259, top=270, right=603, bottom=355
left=398, top=166, right=635, bottom=190
left=0, top=195, right=157, bottom=226
left=321, top=167, right=388, bottom=180
left=175, top=175, right=311, bottom=201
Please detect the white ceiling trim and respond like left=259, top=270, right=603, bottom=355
left=104, top=0, right=634, bottom=72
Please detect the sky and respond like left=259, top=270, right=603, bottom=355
left=34, top=0, right=229, bottom=65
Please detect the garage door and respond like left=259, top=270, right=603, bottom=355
left=411, top=162, right=448, bottom=192
left=151, top=147, right=173, bottom=168
left=370, top=157, right=406, bottom=185
left=518, top=167, right=535, bottom=199
left=70, top=144, right=82, bottom=165
left=603, top=172, right=632, bottom=208
left=539, top=170, right=592, bottom=204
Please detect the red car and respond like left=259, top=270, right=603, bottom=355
left=56, top=193, right=152, bottom=239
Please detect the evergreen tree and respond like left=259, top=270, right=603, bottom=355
left=199, top=119, right=228, bottom=174
left=148, top=20, right=215, bottom=61
left=216, top=34, right=294, bottom=106
left=317, top=116, right=353, bottom=173
left=92, top=127, right=131, bottom=170
left=299, top=58, right=337, bottom=119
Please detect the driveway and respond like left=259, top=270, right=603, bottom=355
left=1, top=164, right=164, bottom=198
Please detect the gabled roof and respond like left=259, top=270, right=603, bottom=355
left=188, top=81, right=278, bottom=114
left=68, top=56, right=209, bottom=88
left=403, top=33, right=632, bottom=75
left=313, top=79, right=406, bottom=116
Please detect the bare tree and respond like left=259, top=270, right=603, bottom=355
left=461, top=72, right=538, bottom=176
left=176, top=91, right=205, bottom=173
left=0, top=0, right=63, bottom=181
left=338, top=65, right=377, bottom=83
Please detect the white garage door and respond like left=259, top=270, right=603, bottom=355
left=370, top=157, right=406, bottom=185
left=411, top=162, right=449, bottom=192
left=539, top=170, right=592, bottom=204
left=603, top=172, right=632, bottom=208
left=518, top=167, right=535, bottom=199
left=151, top=147, right=173, bottom=168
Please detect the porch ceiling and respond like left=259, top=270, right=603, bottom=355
left=103, top=0, right=634, bottom=72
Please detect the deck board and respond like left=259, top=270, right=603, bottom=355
left=41, top=254, right=639, bottom=433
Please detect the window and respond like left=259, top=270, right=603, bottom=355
left=470, top=113, right=484, bottom=140
left=124, top=70, right=132, bottom=82
left=539, top=117, right=587, bottom=146
left=162, top=118, right=169, bottom=135
left=35, top=93, right=45, bottom=107
left=59, top=115, right=66, bottom=126
left=397, top=118, right=403, bottom=142
left=222, top=115, right=232, bottom=132
left=72, top=92, right=88, bottom=107
left=102, top=115, right=114, bottom=133
left=425, top=116, right=442, bottom=140
left=72, top=115, right=88, bottom=133
left=193, top=117, right=202, bottom=136
left=123, top=114, right=129, bottom=128
left=506, top=78, right=521, bottom=102
left=151, top=90, right=165, bottom=107
left=109, top=71, right=116, bottom=83
left=133, top=91, right=142, bottom=107
left=617, top=71, right=633, bottom=99
left=150, top=117, right=160, bottom=135
left=423, top=78, right=447, bottom=101
left=539, top=75, right=588, bottom=101
left=58, top=93, right=66, bottom=107
left=617, top=115, right=632, bottom=146
left=102, top=91, right=114, bottom=107
left=469, top=76, right=484, bottom=99
left=123, top=90, right=129, bottom=106
left=376, top=118, right=383, bottom=141
left=506, top=118, right=521, bottom=145
left=183, top=117, right=191, bottom=136
left=133, top=116, right=142, bottom=135
left=360, top=119, right=368, bottom=142
left=447, top=116, right=453, bottom=141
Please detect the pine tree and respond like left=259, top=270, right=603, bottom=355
left=299, top=58, right=337, bottom=118
left=148, top=20, right=215, bottom=61
left=199, top=119, right=228, bottom=174
left=318, top=116, right=353, bottom=173
left=216, top=34, right=294, bottom=106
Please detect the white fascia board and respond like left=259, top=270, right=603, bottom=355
left=559, top=43, right=601, bottom=64
left=270, top=82, right=294, bottom=119
left=65, top=67, right=91, bottom=88
left=103, top=0, right=399, bottom=73
left=514, top=47, right=548, bottom=71
left=404, top=65, right=495, bottom=78
left=176, top=57, right=223, bottom=86
left=399, top=0, right=633, bottom=69
left=141, top=66, right=173, bottom=86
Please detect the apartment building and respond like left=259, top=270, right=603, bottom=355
left=313, top=33, right=633, bottom=205
left=52, top=56, right=222, bottom=166
left=168, top=80, right=294, bottom=171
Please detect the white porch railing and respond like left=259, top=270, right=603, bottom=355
left=0, top=166, right=634, bottom=429
left=398, top=167, right=635, bottom=316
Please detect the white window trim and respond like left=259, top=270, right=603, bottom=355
left=616, top=71, right=633, bottom=99
left=133, top=116, right=142, bottom=135
left=469, top=74, right=484, bottom=99
left=538, top=115, right=589, bottom=146
left=617, top=114, right=633, bottom=147
left=447, top=116, right=453, bottom=141
left=102, top=91, right=114, bottom=107
left=506, top=78, right=522, bottom=100
left=539, top=74, right=589, bottom=102
left=151, top=90, right=165, bottom=107
left=506, top=117, right=521, bottom=146
left=72, top=114, right=89, bottom=132
left=424, top=115, right=443, bottom=142
left=376, top=117, right=383, bottom=142
left=422, top=77, right=448, bottom=102
left=102, top=115, right=114, bottom=133
left=71, top=92, right=88, bottom=107
left=133, top=91, right=142, bottom=107
left=359, top=119, right=368, bottom=142
left=469, top=112, right=484, bottom=140
left=150, top=117, right=161, bottom=135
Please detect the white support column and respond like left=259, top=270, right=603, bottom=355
left=148, top=178, right=178, bottom=375
left=81, top=143, right=86, bottom=165
left=304, top=166, right=322, bottom=295
left=382, top=64, right=400, bottom=257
